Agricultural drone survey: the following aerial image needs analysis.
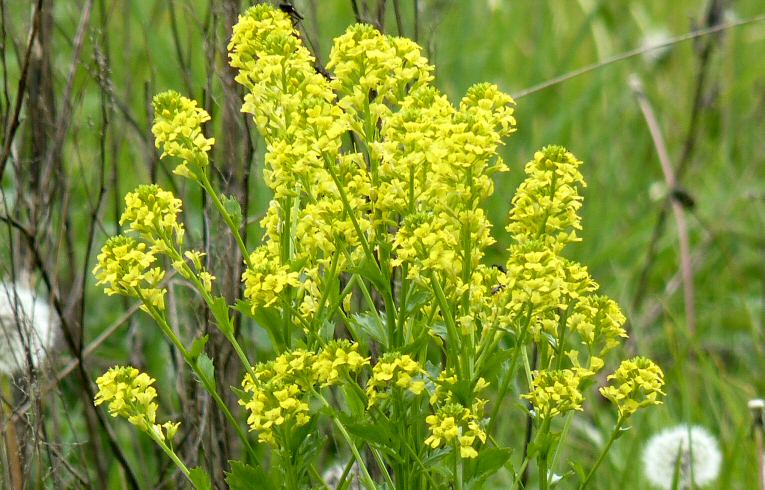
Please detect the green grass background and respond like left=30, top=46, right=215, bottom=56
left=3, top=0, right=765, bottom=487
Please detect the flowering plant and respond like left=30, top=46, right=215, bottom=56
left=92, top=4, right=664, bottom=489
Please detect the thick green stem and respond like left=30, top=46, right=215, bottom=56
left=454, top=445, right=464, bottom=490
left=429, top=272, right=464, bottom=378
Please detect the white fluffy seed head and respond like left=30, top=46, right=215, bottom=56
left=749, top=399, right=765, bottom=411
left=322, top=462, right=361, bottom=490
left=0, top=281, right=57, bottom=376
left=642, top=424, right=722, bottom=489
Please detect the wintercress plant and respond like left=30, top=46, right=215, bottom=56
left=92, top=4, right=664, bottom=489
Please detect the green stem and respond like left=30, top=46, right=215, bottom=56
left=313, top=246, right=342, bottom=330
left=429, top=272, right=464, bottom=378
left=280, top=196, right=293, bottom=349
left=140, top=300, right=262, bottom=468
left=167, top=247, right=257, bottom=382
left=487, top=304, right=532, bottom=435
left=322, top=154, right=378, bottom=278
left=539, top=445, right=549, bottom=490
left=547, top=411, right=574, bottom=485
left=578, top=417, right=625, bottom=489
left=308, top=464, right=332, bottom=490
left=198, top=172, right=253, bottom=270
left=454, top=444, right=464, bottom=490
left=147, top=430, right=194, bottom=485
left=313, top=390, right=377, bottom=489
left=511, top=457, right=530, bottom=490
left=370, top=446, right=395, bottom=489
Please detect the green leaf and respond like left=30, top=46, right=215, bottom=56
left=230, top=385, right=251, bottom=402
left=233, top=299, right=254, bottom=319
left=351, top=312, right=388, bottom=347
left=337, top=413, right=393, bottom=448
left=477, top=348, right=514, bottom=380
left=319, top=318, right=335, bottom=341
left=251, top=305, right=285, bottom=347
left=615, top=424, right=632, bottom=439
left=195, top=353, right=216, bottom=391
left=189, top=335, right=209, bottom=360
left=341, top=384, right=366, bottom=417
left=429, top=322, right=447, bottom=341
left=404, top=288, right=432, bottom=316
left=188, top=467, right=212, bottom=490
left=400, top=327, right=430, bottom=357
left=467, top=447, right=512, bottom=486
left=222, top=195, right=243, bottom=230
left=226, top=460, right=273, bottom=490
left=351, top=257, right=385, bottom=290
left=210, top=297, right=233, bottom=336
left=423, top=448, right=451, bottom=475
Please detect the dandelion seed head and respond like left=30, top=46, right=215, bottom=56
left=748, top=398, right=765, bottom=411
left=0, top=281, right=57, bottom=376
left=642, top=425, right=721, bottom=489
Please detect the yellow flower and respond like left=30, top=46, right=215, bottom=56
left=600, top=357, right=665, bottom=418
left=92, top=236, right=165, bottom=310
left=120, top=184, right=184, bottom=247
left=314, top=339, right=370, bottom=386
left=152, top=91, right=214, bottom=179
left=94, top=365, right=179, bottom=440
left=568, top=295, right=628, bottom=354
left=507, top=146, right=585, bottom=248
left=424, top=403, right=486, bottom=459
left=242, top=247, right=301, bottom=311
left=327, top=23, right=433, bottom=130
left=240, top=350, right=315, bottom=446
left=522, top=369, right=585, bottom=419
left=366, top=353, right=427, bottom=407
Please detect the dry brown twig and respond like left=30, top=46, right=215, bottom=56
left=630, top=75, right=696, bottom=336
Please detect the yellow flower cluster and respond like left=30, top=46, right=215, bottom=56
left=152, top=91, right=215, bottom=179
left=502, top=239, right=566, bottom=315
left=229, top=5, right=344, bottom=193
left=120, top=184, right=184, bottom=249
left=94, top=366, right=179, bottom=441
left=230, top=5, right=372, bottom=322
left=240, top=342, right=368, bottom=445
left=384, top=84, right=515, bottom=290
left=97, top=182, right=217, bottom=305
left=366, top=353, right=427, bottom=407
left=507, top=146, right=585, bottom=248
left=314, top=339, right=370, bottom=386
left=522, top=369, right=585, bottom=420
left=327, top=23, right=433, bottom=131
left=568, top=295, right=628, bottom=355
left=93, top=236, right=165, bottom=310
left=242, top=247, right=301, bottom=310
left=373, top=86, right=453, bottom=216
left=600, top=357, right=665, bottom=418
left=241, top=349, right=317, bottom=446
left=424, top=403, right=487, bottom=459
left=392, top=212, right=459, bottom=282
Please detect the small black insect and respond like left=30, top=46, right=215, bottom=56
left=670, top=187, right=696, bottom=210
left=278, top=3, right=304, bottom=24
